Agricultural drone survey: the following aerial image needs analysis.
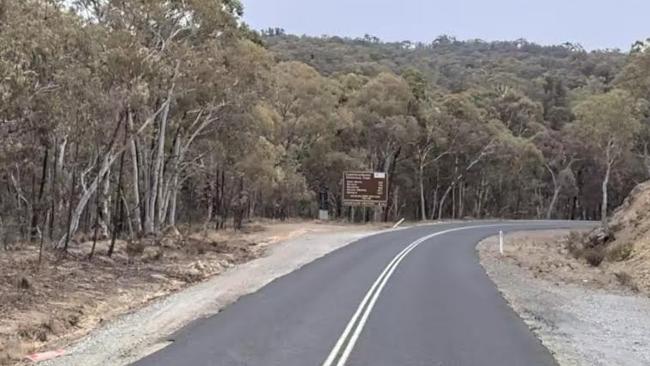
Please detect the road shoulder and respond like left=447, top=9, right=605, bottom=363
left=478, top=230, right=650, bottom=366
left=41, top=225, right=382, bottom=366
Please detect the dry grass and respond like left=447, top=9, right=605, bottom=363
left=583, top=247, right=606, bottom=267
left=0, top=222, right=290, bottom=365
left=566, top=231, right=606, bottom=267
left=563, top=181, right=650, bottom=295
left=614, top=271, right=641, bottom=293
left=0, top=220, right=377, bottom=365
left=607, top=242, right=634, bottom=262
left=480, top=230, right=633, bottom=294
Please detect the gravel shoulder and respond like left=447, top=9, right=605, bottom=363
left=39, top=224, right=383, bottom=366
left=478, top=230, right=650, bottom=366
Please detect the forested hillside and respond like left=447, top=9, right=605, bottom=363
left=2, top=0, right=650, bottom=250
left=262, top=32, right=650, bottom=225
left=263, top=32, right=626, bottom=92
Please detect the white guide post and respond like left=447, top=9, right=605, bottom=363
left=499, top=230, right=504, bottom=255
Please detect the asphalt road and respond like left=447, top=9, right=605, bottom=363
left=133, top=221, right=594, bottom=366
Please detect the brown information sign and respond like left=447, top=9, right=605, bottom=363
left=343, top=171, right=388, bottom=205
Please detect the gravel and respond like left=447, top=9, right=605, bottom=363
left=40, top=227, right=382, bottom=366
left=478, top=231, right=650, bottom=366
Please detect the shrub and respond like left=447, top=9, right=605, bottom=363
left=583, top=248, right=605, bottom=267
left=565, top=231, right=586, bottom=259
left=614, top=271, right=640, bottom=292
left=607, top=242, right=633, bottom=262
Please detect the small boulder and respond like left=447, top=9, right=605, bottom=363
left=586, top=227, right=613, bottom=248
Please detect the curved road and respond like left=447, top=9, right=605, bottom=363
left=134, top=221, right=594, bottom=366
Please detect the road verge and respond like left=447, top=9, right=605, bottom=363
left=39, top=224, right=383, bottom=366
left=478, top=230, right=650, bottom=366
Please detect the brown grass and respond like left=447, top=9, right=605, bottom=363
left=614, top=271, right=640, bottom=293
left=0, top=227, right=266, bottom=365
left=607, top=242, right=634, bottom=262
left=583, top=247, right=606, bottom=267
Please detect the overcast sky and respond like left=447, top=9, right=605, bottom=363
left=242, top=0, right=649, bottom=51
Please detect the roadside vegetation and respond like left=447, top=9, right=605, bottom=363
left=0, top=221, right=329, bottom=364
left=3, top=2, right=650, bottom=251
left=478, top=179, right=650, bottom=364
left=478, top=230, right=650, bottom=366
left=567, top=181, right=650, bottom=294
left=2, top=0, right=650, bottom=363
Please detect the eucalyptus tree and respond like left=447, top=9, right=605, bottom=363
left=534, top=130, right=578, bottom=219
left=350, top=72, right=417, bottom=219
left=570, top=90, right=641, bottom=229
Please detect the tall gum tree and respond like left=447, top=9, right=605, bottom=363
left=351, top=72, right=416, bottom=221
left=570, top=89, right=641, bottom=230
left=616, top=50, right=650, bottom=177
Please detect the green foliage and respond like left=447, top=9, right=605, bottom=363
left=571, top=89, right=640, bottom=160
left=1, top=0, right=648, bottom=244
left=263, top=34, right=626, bottom=94
left=617, top=52, right=650, bottom=101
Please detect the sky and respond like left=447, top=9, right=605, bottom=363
left=242, top=0, right=649, bottom=51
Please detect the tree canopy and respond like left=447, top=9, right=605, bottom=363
left=1, top=1, right=648, bottom=250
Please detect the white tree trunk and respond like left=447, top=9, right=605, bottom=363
left=98, top=169, right=111, bottom=238
left=458, top=182, right=465, bottom=218
left=547, top=187, right=561, bottom=220
left=438, top=184, right=454, bottom=220
left=56, top=137, right=67, bottom=180
left=545, top=165, right=559, bottom=220
left=57, top=96, right=171, bottom=246
left=602, top=162, right=612, bottom=230
left=128, top=112, right=143, bottom=233
left=601, top=141, right=616, bottom=231
left=58, top=153, right=114, bottom=247
left=145, top=99, right=171, bottom=234
left=437, top=145, right=492, bottom=220
left=159, top=132, right=181, bottom=227
left=419, top=162, right=426, bottom=221
left=168, top=179, right=178, bottom=227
